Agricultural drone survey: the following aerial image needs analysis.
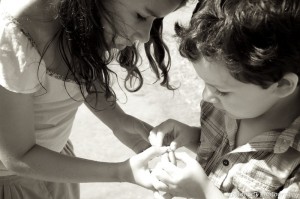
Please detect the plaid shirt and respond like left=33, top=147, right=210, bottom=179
left=196, top=102, right=300, bottom=199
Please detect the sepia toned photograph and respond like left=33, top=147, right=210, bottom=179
left=0, top=0, right=300, bottom=199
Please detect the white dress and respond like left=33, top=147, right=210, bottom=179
left=0, top=14, right=85, bottom=175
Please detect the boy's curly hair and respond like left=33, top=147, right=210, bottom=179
left=176, top=0, right=300, bottom=88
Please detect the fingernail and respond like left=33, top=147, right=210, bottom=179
left=170, top=143, right=176, bottom=151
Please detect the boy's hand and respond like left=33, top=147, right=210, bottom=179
left=151, top=152, right=208, bottom=198
left=148, top=119, right=200, bottom=151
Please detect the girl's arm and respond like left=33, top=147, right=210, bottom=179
left=85, top=92, right=152, bottom=153
left=0, top=85, right=165, bottom=187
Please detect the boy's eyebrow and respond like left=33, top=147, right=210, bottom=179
left=206, top=83, right=226, bottom=90
left=145, top=7, right=160, bottom=18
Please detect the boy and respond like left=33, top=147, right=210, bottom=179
left=149, top=0, right=300, bottom=198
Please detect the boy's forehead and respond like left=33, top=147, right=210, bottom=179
left=192, top=58, right=239, bottom=89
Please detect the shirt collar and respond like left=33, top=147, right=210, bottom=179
left=274, top=115, right=300, bottom=153
left=224, top=114, right=300, bottom=154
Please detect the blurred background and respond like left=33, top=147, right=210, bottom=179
left=70, top=1, right=204, bottom=198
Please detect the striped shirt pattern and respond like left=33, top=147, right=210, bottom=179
left=197, top=102, right=300, bottom=199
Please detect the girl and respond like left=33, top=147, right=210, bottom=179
left=0, top=0, right=188, bottom=198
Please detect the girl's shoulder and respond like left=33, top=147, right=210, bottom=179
left=0, top=13, right=46, bottom=94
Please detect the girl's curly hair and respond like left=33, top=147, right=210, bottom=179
left=47, top=0, right=188, bottom=107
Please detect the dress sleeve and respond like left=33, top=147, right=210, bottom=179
left=0, top=20, right=46, bottom=94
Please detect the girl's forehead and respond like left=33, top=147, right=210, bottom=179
left=113, top=0, right=183, bottom=17
left=147, top=0, right=184, bottom=15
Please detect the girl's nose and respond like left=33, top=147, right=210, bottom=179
left=202, top=86, right=218, bottom=104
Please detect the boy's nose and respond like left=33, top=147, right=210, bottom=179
left=202, top=86, right=218, bottom=104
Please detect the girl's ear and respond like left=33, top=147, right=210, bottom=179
left=272, top=73, right=299, bottom=98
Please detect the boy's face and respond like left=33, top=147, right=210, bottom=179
left=193, top=58, right=279, bottom=119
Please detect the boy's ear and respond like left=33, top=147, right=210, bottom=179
left=272, top=73, right=299, bottom=98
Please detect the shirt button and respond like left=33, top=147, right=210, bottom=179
left=253, top=191, right=261, bottom=198
left=222, top=159, right=229, bottom=166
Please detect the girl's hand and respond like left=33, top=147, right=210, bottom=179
left=148, top=119, right=200, bottom=151
left=151, top=152, right=208, bottom=198
left=119, top=146, right=168, bottom=190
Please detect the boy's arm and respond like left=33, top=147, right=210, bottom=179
left=85, top=92, right=151, bottom=153
left=149, top=119, right=200, bottom=153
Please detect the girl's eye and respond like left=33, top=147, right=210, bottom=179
left=215, top=89, right=229, bottom=97
left=137, top=13, right=147, bottom=21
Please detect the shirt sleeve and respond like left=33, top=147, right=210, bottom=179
left=0, top=20, right=46, bottom=94
left=278, top=165, right=300, bottom=199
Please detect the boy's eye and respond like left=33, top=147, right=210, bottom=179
left=137, top=13, right=147, bottom=21
left=215, top=89, right=228, bottom=97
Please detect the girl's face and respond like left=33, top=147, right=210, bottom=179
left=193, top=58, right=279, bottom=120
left=102, top=0, right=182, bottom=50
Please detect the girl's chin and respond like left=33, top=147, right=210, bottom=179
left=110, top=43, right=126, bottom=50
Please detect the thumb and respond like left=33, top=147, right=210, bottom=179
left=169, top=138, right=182, bottom=151
left=149, top=130, right=165, bottom=147
left=138, top=146, right=168, bottom=162
left=162, top=193, right=173, bottom=199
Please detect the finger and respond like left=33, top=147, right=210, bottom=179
left=151, top=173, right=169, bottom=192
left=138, top=146, right=168, bottom=162
left=152, top=165, right=175, bottom=186
left=151, top=164, right=170, bottom=192
left=170, top=135, right=185, bottom=150
left=148, top=126, right=165, bottom=147
left=149, top=122, right=173, bottom=147
left=170, top=141, right=178, bottom=151
left=162, top=192, right=173, bottom=199
left=148, top=129, right=158, bottom=146
left=154, top=130, right=165, bottom=147
left=168, top=149, right=177, bottom=166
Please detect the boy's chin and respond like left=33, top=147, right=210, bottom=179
left=222, top=110, right=244, bottom=120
